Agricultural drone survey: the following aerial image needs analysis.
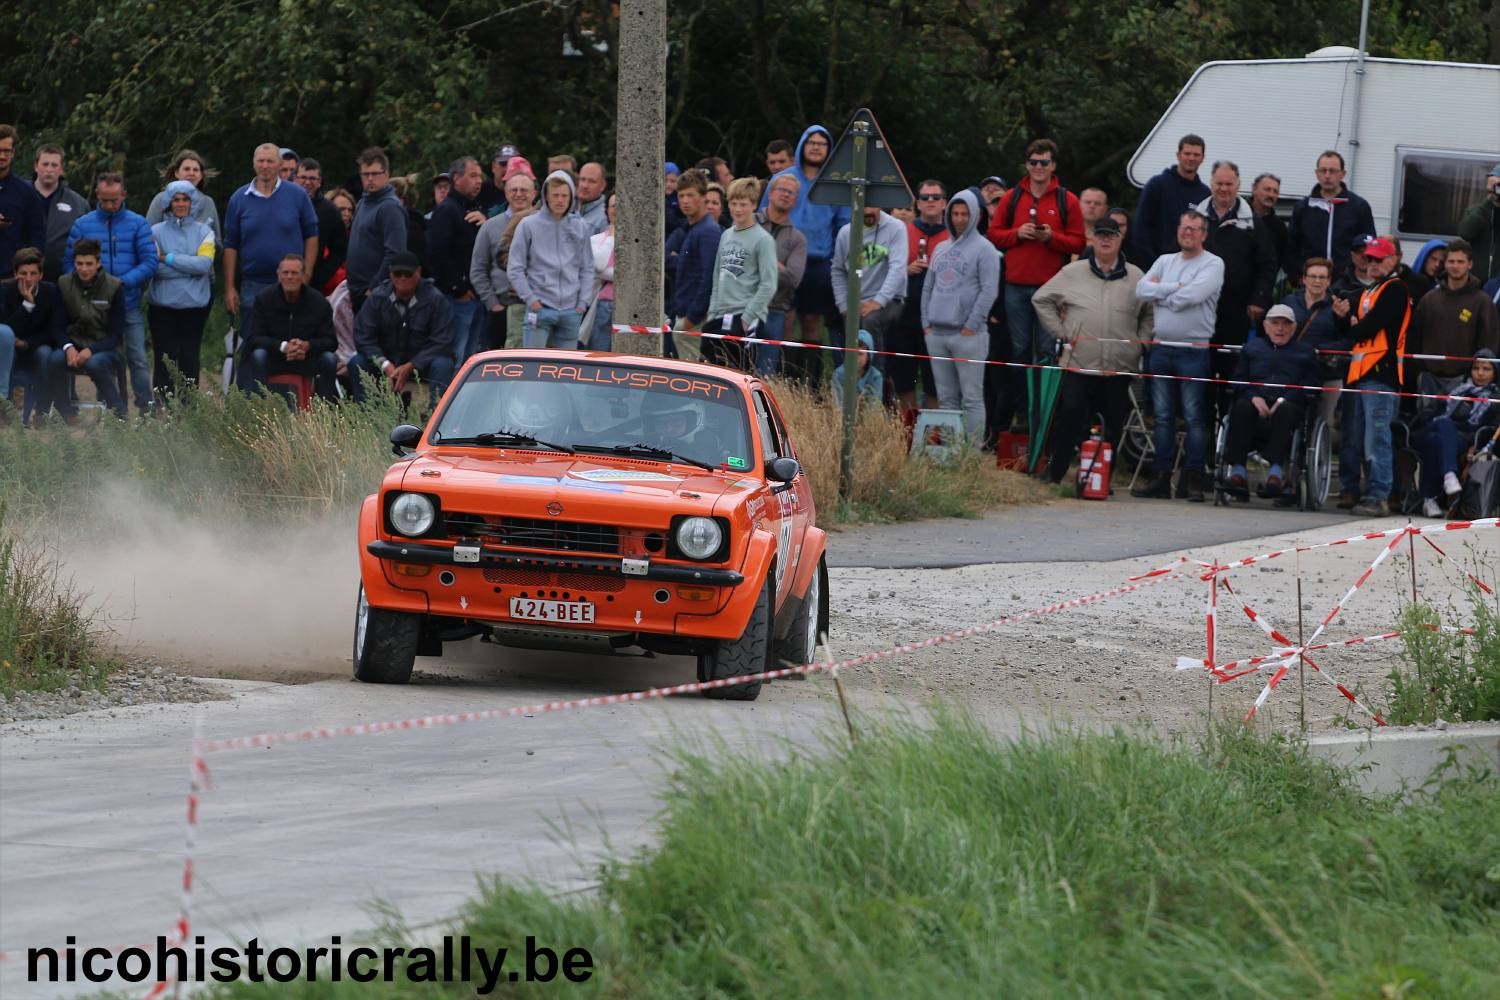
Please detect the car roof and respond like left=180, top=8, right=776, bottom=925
left=461, top=348, right=764, bottom=390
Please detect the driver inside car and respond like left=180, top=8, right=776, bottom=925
left=640, top=393, right=720, bottom=460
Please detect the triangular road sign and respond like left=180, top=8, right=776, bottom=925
left=807, top=108, right=913, bottom=210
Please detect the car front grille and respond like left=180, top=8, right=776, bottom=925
left=445, top=513, right=621, bottom=555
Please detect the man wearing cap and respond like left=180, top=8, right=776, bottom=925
left=1331, top=236, right=1409, bottom=515
left=349, top=250, right=455, bottom=410
left=1457, top=164, right=1500, bottom=282
left=1219, top=303, right=1323, bottom=499
left=428, top=172, right=452, bottom=221
left=979, top=176, right=1006, bottom=216
left=278, top=148, right=299, bottom=182
left=480, top=144, right=520, bottom=217
left=470, top=170, right=538, bottom=350
left=1288, top=150, right=1376, bottom=284
left=1033, top=214, right=1153, bottom=483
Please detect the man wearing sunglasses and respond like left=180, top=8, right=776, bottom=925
left=889, top=180, right=951, bottom=414
left=986, top=139, right=1085, bottom=431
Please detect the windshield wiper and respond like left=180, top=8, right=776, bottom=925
left=573, top=442, right=716, bottom=471
left=437, top=429, right=574, bottom=453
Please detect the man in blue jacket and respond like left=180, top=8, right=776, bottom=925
left=762, top=125, right=851, bottom=381
left=1221, top=303, right=1324, bottom=499
left=64, top=173, right=158, bottom=416
left=1130, top=134, right=1209, bottom=267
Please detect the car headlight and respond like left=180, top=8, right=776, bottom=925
left=390, top=492, right=436, bottom=537
left=676, top=516, right=723, bottom=560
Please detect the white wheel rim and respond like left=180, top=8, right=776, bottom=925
left=804, top=570, right=820, bottom=659
left=355, top=586, right=369, bottom=661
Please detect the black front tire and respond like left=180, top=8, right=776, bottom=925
left=699, top=577, right=772, bottom=701
left=773, top=557, right=826, bottom=669
left=352, top=583, right=422, bottom=684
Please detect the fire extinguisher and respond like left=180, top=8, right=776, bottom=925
left=1076, top=422, right=1113, bottom=500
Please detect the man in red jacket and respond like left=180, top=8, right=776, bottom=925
left=987, top=138, right=1085, bottom=431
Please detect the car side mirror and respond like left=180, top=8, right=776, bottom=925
left=390, top=424, right=422, bottom=456
left=766, top=457, right=800, bottom=483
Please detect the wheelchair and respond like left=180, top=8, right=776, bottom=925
left=1391, top=417, right=1500, bottom=517
left=1212, top=402, right=1331, bottom=510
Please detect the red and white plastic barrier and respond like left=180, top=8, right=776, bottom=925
left=612, top=324, right=1500, bottom=407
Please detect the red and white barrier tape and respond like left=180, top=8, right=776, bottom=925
left=1215, top=518, right=1500, bottom=572
left=195, top=572, right=1185, bottom=755
left=611, top=324, right=1500, bottom=407
left=1216, top=578, right=1385, bottom=725
left=1420, top=534, right=1495, bottom=595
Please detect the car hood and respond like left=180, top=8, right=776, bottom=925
left=395, top=451, right=763, bottom=524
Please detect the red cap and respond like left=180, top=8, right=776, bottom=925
left=1361, top=236, right=1397, bottom=260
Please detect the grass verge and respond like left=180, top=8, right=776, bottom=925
left=768, top=378, right=1049, bottom=521
left=0, top=380, right=408, bottom=530
left=3, top=374, right=1042, bottom=531
left=209, top=715, right=1500, bottom=997
left=0, top=504, right=119, bottom=695
left=1385, top=592, right=1500, bottom=724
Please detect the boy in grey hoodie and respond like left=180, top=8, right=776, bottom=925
left=920, top=189, right=1000, bottom=442
left=507, top=170, right=594, bottom=349
left=831, top=206, right=908, bottom=370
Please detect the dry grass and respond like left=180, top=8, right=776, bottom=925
left=0, top=504, right=119, bottom=695
left=768, top=378, right=1049, bottom=522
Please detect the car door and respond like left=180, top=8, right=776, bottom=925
left=751, top=388, right=810, bottom=606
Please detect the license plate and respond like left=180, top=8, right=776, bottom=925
left=508, top=598, right=596, bottom=624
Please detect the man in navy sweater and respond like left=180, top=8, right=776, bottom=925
left=222, top=143, right=318, bottom=362
left=1130, top=134, right=1210, bottom=267
left=667, top=170, right=723, bottom=363
left=0, top=125, right=46, bottom=280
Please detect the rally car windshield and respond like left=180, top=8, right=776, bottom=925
left=431, top=360, right=756, bottom=473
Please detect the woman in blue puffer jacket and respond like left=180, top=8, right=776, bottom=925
left=148, top=180, right=215, bottom=400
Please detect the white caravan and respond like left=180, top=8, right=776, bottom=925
left=1129, top=49, right=1500, bottom=254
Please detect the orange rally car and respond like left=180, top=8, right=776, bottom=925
left=354, top=350, right=829, bottom=701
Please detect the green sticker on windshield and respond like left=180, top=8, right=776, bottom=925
left=727, top=456, right=748, bottom=470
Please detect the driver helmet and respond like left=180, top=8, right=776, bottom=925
left=641, top=392, right=703, bottom=442
left=502, top=383, right=572, bottom=436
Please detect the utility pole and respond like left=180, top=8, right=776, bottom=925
left=837, top=118, right=870, bottom=502
left=612, top=0, right=666, bottom=356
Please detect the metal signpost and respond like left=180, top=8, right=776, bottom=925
left=808, top=109, right=912, bottom=502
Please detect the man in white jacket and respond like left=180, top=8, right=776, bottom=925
left=1130, top=209, right=1224, bottom=501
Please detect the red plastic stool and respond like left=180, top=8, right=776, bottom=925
left=266, top=373, right=313, bottom=411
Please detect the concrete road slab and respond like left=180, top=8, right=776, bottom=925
left=0, top=652, right=1030, bottom=998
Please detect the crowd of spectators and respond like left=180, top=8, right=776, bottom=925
left=2, top=120, right=1499, bottom=517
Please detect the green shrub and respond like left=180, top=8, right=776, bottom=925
left=1385, top=594, right=1500, bottom=724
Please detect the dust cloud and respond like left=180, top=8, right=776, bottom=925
left=54, top=482, right=361, bottom=680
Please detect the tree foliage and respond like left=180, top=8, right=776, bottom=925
left=2, top=0, right=1494, bottom=210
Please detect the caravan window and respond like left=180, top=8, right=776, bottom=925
left=1394, top=148, right=1498, bottom=240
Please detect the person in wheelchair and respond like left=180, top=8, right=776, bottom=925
left=1222, top=304, right=1323, bottom=495
left=1413, top=349, right=1496, bottom=517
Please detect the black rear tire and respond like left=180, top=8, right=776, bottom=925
left=352, top=583, right=422, bottom=684
left=699, top=577, right=772, bottom=701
